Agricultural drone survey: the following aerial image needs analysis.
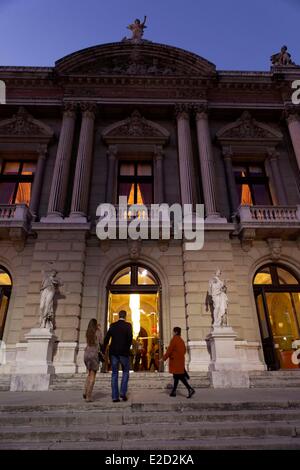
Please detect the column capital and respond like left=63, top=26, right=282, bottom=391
left=63, top=102, right=77, bottom=118
left=222, top=145, right=234, bottom=160
left=267, top=147, right=280, bottom=160
left=174, top=103, right=192, bottom=120
left=36, top=143, right=48, bottom=158
left=194, top=103, right=209, bottom=120
left=107, top=144, right=118, bottom=159
left=286, top=111, right=300, bottom=125
left=284, top=103, right=299, bottom=120
left=154, top=145, right=164, bottom=160
left=80, top=102, right=98, bottom=119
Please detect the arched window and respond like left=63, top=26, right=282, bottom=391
left=107, top=264, right=162, bottom=372
left=0, top=266, right=12, bottom=340
left=253, top=264, right=300, bottom=370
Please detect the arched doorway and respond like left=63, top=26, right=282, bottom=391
left=253, top=264, right=300, bottom=370
left=106, top=264, right=162, bottom=372
left=0, top=266, right=12, bottom=340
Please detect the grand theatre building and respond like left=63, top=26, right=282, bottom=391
left=0, top=33, right=300, bottom=385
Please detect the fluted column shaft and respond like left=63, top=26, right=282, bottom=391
left=223, top=149, right=239, bottom=212
left=29, top=146, right=47, bottom=218
left=106, top=145, right=117, bottom=204
left=286, top=113, right=300, bottom=171
left=267, top=149, right=288, bottom=205
left=47, top=104, right=77, bottom=217
left=176, top=106, right=195, bottom=207
left=195, top=109, right=219, bottom=218
left=70, top=104, right=97, bottom=218
left=154, top=146, right=164, bottom=203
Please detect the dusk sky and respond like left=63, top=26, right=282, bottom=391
left=0, top=0, right=299, bottom=70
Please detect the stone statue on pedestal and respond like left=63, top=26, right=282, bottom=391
left=271, top=46, right=295, bottom=66
left=126, top=16, right=147, bottom=41
left=39, top=268, right=62, bottom=329
left=206, top=269, right=229, bottom=327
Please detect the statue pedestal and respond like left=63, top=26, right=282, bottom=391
left=206, top=326, right=249, bottom=388
left=10, top=328, right=56, bottom=391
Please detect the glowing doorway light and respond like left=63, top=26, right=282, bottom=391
left=130, top=294, right=140, bottom=338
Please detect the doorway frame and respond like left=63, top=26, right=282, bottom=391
left=105, top=263, right=163, bottom=371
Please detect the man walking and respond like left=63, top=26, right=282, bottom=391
left=103, top=310, right=133, bottom=402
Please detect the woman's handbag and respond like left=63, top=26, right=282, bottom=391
left=184, top=369, right=190, bottom=380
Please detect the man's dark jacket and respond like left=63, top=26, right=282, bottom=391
left=103, top=319, right=133, bottom=357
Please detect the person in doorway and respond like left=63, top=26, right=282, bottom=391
left=103, top=310, right=133, bottom=402
left=161, top=327, right=195, bottom=398
left=148, top=343, right=159, bottom=371
left=83, top=319, right=102, bottom=402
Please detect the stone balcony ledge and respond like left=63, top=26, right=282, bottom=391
left=0, top=204, right=33, bottom=249
left=235, top=205, right=300, bottom=242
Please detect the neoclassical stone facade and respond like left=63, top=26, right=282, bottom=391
left=0, top=39, right=300, bottom=379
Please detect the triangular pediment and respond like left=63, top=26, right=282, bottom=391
left=102, top=110, right=170, bottom=145
left=0, top=107, right=53, bottom=142
left=216, top=111, right=283, bottom=142
left=55, top=42, right=216, bottom=77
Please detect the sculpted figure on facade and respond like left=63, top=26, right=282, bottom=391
left=206, top=269, right=229, bottom=327
left=127, top=16, right=147, bottom=41
left=271, top=46, right=295, bottom=66
left=39, top=268, right=62, bottom=329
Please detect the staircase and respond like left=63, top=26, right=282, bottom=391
left=0, top=396, right=300, bottom=449
left=249, top=370, right=300, bottom=388
left=50, top=372, right=211, bottom=391
left=0, top=375, right=10, bottom=391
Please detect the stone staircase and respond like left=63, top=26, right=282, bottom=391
left=249, top=370, right=300, bottom=388
left=50, top=371, right=211, bottom=391
left=0, top=375, right=10, bottom=391
left=0, top=397, right=300, bottom=449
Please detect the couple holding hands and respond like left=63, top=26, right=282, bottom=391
left=83, top=311, right=195, bottom=402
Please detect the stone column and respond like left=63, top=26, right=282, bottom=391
left=223, top=146, right=239, bottom=214
left=106, top=145, right=117, bottom=204
left=175, top=105, right=195, bottom=208
left=69, top=103, right=97, bottom=221
left=29, top=145, right=47, bottom=219
left=195, top=106, right=224, bottom=220
left=267, top=148, right=288, bottom=205
left=286, top=112, right=300, bottom=172
left=154, top=145, right=164, bottom=203
left=45, top=103, right=77, bottom=220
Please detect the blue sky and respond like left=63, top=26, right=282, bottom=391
left=0, top=0, right=299, bottom=70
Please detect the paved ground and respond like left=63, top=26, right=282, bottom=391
left=0, top=387, right=300, bottom=407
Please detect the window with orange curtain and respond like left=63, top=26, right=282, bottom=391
left=0, top=161, right=36, bottom=205
left=118, top=161, right=153, bottom=205
left=233, top=164, right=272, bottom=207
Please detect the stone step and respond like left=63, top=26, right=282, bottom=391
left=0, top=420, right=299, bottom=442
left=1, top=408, right=300, bottom=427
left=2, top=399, right=300, bottom=414
left=49, top=373, right=210, bottom=390
left=1, top=436, right=300, bottom=450
left=0, top=375, right=11, bottom=392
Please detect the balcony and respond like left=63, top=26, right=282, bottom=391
left=236, top=205, right=300, bottom=241
left=0, top=204, right=33, bottom=247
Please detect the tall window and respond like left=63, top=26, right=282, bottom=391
left=118, top=161, right=153, bottom=205
left=0, top=161, right=36, bottom=205
left=233, top=163, right=272, bottom=206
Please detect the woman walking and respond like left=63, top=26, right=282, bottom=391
left=83, top=319, right=102, bottom=402
left=162, top=327, right=195, bottom=398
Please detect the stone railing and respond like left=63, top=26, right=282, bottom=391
left=237, top=205, right=300, bottom=223
left=0, top=204, right=33, bottom=224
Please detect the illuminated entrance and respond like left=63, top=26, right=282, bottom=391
left=254, top=264, right=300, bottom=370
left=0, top=266, right=12, bottom=340
left=107, top=265, right=162, bottom=371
